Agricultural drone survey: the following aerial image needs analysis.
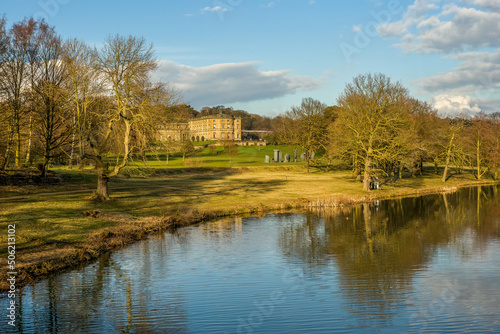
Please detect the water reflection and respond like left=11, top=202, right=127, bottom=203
left=1, top=186, right=499, bottom=333
left=5, top=244, right=190, bottom=333
left=278, top=185, right=500, bottom=331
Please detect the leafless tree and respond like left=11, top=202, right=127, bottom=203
left=0, top=18, right=42, bottom=169
left=30, top=22, right=73, bottom=177
left=82, top=34, right=179, bottom=200
left=61, top=38, right=102, bottom=167
left=334, top=73, right=414, bottom=191
left=286, top=97, right=327, bottom=173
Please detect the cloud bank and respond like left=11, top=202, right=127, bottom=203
left=378, top=1, right=500, bottom=54
left=432, top=94, right=482, bottom=118
left=154, top=61, right=324, bottom=107
left=378, top=0, right=500, bottom=115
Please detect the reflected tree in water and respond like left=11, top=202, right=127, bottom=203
left=278, top=186, right=500, bottom=327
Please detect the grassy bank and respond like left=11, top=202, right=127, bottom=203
left=0, top=165, right=498, bottom=291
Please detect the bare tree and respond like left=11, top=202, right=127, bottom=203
left=29, top=23, right=73, bottom=177
left=0, top=18, right=42, bottom=169
left=61, top=38, right=102, bottom=167
left=0, top=17, right=9, bottom=165
left=334, top=73, right=413, bottom=191
left=463, top=113, right=497, bottom=180
left=83, top=34, right=171, bottom=200
left=441, top=118, right=467, bottom=182
left=284, top=98, right=327, bottom=173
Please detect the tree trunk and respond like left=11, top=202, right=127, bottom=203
left=363, top=155, right=372, bottom=192
left=15, top=114, right=21, bottom=168
left=25, top=114, right=33, bottom=166
left=96, top=174, right=110, bottom=200
left=69, top=127, right=76, bottom=169
left=352, top=154, right=357, bottom=175
left=477, top=139, right=481, bottom=180
left=1, top=120, right=14, bottom=170
left=442, top=153, right=450, bottom=182
left=306, top=150, right=310, bottom=173
left=442, top=133, right=455, bottom=182
left=41, top=156, right=49, bottom=178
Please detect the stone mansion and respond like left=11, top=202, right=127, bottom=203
left=158, top=114, right=242, bottom=142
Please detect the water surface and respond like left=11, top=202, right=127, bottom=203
left=2, top=186, right=500, bottom=333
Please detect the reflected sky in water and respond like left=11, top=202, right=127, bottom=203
left=1, top=186, right=499, bottom=333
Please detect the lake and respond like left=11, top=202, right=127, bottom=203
left=2, top=186, right=500, bottom=333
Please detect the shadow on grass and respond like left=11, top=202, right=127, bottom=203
left=0, top=194, right=116, bottom=253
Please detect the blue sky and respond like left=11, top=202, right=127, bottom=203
left=2, top=0, right=500, bottom=117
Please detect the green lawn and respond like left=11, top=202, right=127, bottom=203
left=136, top=144, right=305, bottom=168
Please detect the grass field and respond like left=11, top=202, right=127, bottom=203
left=138, top=144, right=303, bottom=168
left=0, top=145, right=498, bottom=291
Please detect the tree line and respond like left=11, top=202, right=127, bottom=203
left=272, top=74, right=500, bottom=191
left=0, top=17, right=181, bottom=199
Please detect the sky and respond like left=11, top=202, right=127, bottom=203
left=2, top=0, right=500, bottom=117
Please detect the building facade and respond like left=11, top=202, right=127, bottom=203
left=159, top=114, right=241, bottom=142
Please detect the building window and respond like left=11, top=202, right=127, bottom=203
left=222, top=133, right=225, bottom=139
left=227, top=125, right=231, bottom=129
left=213, top=124, right=216, bottom=129
left=221, top=124, right=224, bottom=129
left=237, top=134, right=240, bottom=139
left=213, top=133, right=216, bottom=139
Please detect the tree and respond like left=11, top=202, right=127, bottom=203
left=180, top=139, right=195, bottom=162
left=284, top=98, right=327, bottom=173
left=333, top=73, right=414, bottom=191
left=0, top=18, right=43, bottom=169
left=61, top=38, right=102, bottom=168
left=222, top=139, right=238, bottom=163
left=0, top=17, right=8, bottom=165
left=31, top=23, right=73, bottom=177
left=441, top=118, right=467, bottom=182
left=490, top=118, right=500, bottom=180
left=82, top=34, right=162, bottom=200
left=463, top=113, right=498, bottom=180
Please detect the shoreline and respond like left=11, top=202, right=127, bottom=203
left=1, top=172, right=498, bottom=292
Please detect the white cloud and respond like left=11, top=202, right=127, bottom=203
left=379, top=1, right=500, bottom=114
left=378, top=0, right=439, bottom=38
left=418, top=49, right=500, bottom=100
left=201, top=6, right=229, bottom=13
left=154, top=61, right=324, bottom=107
left=432, top=94, right=482, bottom=117
left=352, top=25, right=362, bottom=32
left=466, top=0, right=500, bottom=11
left=379, top=2, right=500, bottom=53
